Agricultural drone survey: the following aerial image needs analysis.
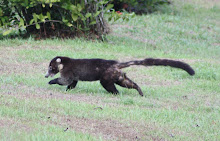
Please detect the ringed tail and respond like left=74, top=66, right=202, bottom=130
left=117, top=58, right=195, bottom=75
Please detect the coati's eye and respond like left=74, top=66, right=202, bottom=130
left=49, top=66, right=56, bottom=71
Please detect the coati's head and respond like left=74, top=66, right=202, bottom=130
left=45, top=57, right=64, bottom=78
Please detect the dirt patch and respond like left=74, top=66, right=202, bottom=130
left=0, top=61, right=44, bottom=75
left=48, top=116, right=166, bottom=141
left=0, top=47, right=44, bottom=75
left=0, top=45, right=59, bottom=76
left=0, top=118, right=32, bottom=133
left=0, top=50, right=48, bottom=75
left=63, top=117, right=142, bottom=140
left=46, top=114, right=192, bottom=141
left=212, top=43, right=220, bottom=47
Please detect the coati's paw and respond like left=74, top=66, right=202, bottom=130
left=66, top=86, right=74, bottom=91
left=111, top=91, right=119, bottom=95
left=49, top=79, right=57, bottom=85
left=66, top=87, right=70, bottom=91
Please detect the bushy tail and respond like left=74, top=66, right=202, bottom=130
left=117, top=58, right=195, bottom=75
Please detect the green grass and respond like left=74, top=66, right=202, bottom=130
left=0, top=0, right=220, bottom=140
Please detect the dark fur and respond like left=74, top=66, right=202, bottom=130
left=45, top=56, right=195, bottom=96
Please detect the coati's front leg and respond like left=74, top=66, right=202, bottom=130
left=48, top=77, right=73, bottom=86
left=48, top=78, right=63, bottom=85
left=66, top=80, right=78, bottom=91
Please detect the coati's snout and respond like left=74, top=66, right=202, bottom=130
left=45, top=69, right=56, bottom=78
left=45, top=72, right=50, bottom=78
left=45, top=57, right=63, bottom=78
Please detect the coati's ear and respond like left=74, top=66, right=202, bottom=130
left=56, top=58, right=61, bottom=63
left=56, top=58, right=63, bottom=70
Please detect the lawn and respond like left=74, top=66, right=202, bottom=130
left=0, top=0, right=220, bottom=140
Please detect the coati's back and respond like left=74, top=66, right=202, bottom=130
left=68, top=58, right=118, bottom=81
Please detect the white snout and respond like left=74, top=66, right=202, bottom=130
left=45, top=71, right=55, bottom=78
left=45, top=71, right=50, bottom=78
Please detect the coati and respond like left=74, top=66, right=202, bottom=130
left=45, top=56, right=195, bottom=96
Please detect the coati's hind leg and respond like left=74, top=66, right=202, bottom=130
left=116, top=74, right=144, bottom=96
left=66, top=80, right=78, bottom=91
left=100, top=79, right=119, bottom=94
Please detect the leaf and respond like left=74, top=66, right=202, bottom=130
left=24, top=0, right=28, bottom=6
left=78, top=13, right=85, bottom=21
left=98, top=1, right=108, bottom=5
left=62, top=17, right=68, bottom=23
left=20, top=26, right=26, bottom=31
left=47, top=12, right=51, bottom=20
left=66, top=23, right=73, bottom=27
left=29, top=19, right=34, bottom=25
left=19, top=18, right=24, bottom=27
left=77, top=4, right=82, bottom=12
left=85, top=13, right=91, bottom=18
left=105, top=4, right=113, bottom=11
left=70, top=5, right=77, bottom=11
left=131, top=12, right=135, bottom=18
left=49, top=3, right=53, bottom=7
left=0, top=8, right=3, bottom=16
left=89, top=21, right=96, bottom=25
left=39, top=13, right=45, bottom=22
left=42, top=4, right=45, bottom=8
left=36, top=23, right=40, bottom=29
left=114, top=15, right=120, bottom=22
left=3, top=29, right=12, bottom=36
left=94, top=11, right=101, bottom=17
left=71, top=14, right=78, bottom=21
left=1, top=17, right=6, bottom=24
left=33, top=13, right=38, bottom=23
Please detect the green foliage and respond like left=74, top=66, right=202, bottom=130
left=0, top=0, right=170, bottom=38
left=0, top=0, right=130, bottom=39
left=108, top=9, right=135, bottom=22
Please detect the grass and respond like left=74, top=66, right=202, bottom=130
left=0, top=0, right=220, bottom=140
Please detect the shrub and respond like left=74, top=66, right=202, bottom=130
left=0, top=0, right=169, bottom=39
left=0, top=0, right=117, bottom=39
